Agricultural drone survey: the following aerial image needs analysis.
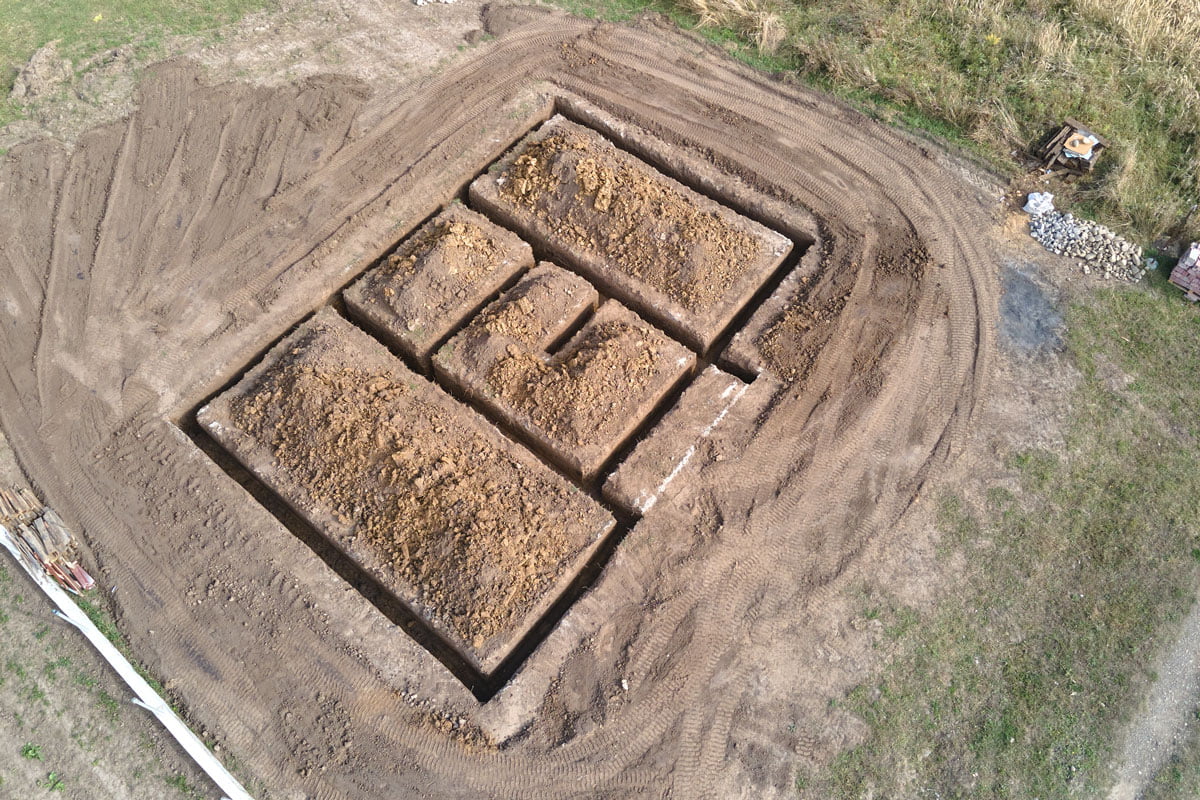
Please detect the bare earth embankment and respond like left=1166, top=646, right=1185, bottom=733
left=0, top=6, right=997, bottom=797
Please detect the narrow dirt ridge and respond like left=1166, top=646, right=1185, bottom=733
left=0, top=8, right=995, bottom=798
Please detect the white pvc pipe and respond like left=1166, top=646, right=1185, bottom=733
left=0, top=524, right=254, bottom=800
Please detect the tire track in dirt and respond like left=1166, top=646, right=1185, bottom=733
left=543, top=19, right=991, bottom=797
left=0, top=7, right=993, bottom=797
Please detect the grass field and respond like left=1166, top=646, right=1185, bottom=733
left=790, top=273, right=1200, bottom=796
left=0, top=0, right=273, bottom=128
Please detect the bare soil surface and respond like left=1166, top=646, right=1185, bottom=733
left=344, top=205, right=534, bottom=370
left=200, top=308, right=613, bottom=676
left=603, top=365, right=748, bottom=516
left=437, top=265, right=694, bottom=482
left=0, top=5, right=999, bottom=797
left=471, top=114, right=793, bottom=351
left=0, top=556, right=220, bottom=800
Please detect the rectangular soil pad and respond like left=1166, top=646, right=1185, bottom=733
left=434, top=264, right=695, bottom=483
left=197, top=308, right=614, bottom=676
left=470, top=115, right=793, bottom=352
left=343, top=205, right=533, bottom=371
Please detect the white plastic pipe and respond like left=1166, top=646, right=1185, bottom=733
left=0, top=524, right=254, bottom=800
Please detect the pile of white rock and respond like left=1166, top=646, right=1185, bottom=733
left=1024, top=193, right=1146, bottom=281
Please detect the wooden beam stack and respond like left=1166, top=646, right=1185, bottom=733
left=0, top=487, right=95, bottom=593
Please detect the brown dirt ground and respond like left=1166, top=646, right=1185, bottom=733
left=488, top=116, right=769, bottom=312
left=201, top=308, right=613, bottom=675
left=0, top=4, right=1007, bottom=798
left=482, top=304, right=688, bottom=449
left=471, top=114, right=793, bottom=350
left=438, top=266, right=694, bottom=482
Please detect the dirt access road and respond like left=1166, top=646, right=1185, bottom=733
left=0, top=4, right=994, bottom=797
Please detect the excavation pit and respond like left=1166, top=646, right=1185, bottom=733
left=189, top=106, right=801, bottom=691
left=197, top=308, right=615, bottom=677
left=470, top=115, right=795, bottom=353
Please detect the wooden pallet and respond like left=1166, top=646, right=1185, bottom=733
left=1039, top=119, right=1107, bottom=173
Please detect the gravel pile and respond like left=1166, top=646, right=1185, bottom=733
left=1028, top=211, right=1145, bottom=281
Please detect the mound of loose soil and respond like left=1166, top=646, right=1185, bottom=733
left=436, top=264, right=693, bottom=482
left=199, top=309, right=614, bottom=672
left=471, top=115, right=792, bottom=350
left=344, top=205, right=533, bottom=369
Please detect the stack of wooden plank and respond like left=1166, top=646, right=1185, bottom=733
left=0, top=487, right=95, bottom=592
left=1039, top=119, right=1107, bottom=174
left=1169, top=243, right=1200, bottom=302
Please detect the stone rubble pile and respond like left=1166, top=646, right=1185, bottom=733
left=1028, top=210, right=1146, bottom=281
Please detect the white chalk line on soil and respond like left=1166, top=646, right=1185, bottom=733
left=635, top=380, right=749, bottom=514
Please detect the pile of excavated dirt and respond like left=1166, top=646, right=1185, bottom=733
left=202, top=309, right=613, bottom=671
left=436, top=264, right=692, bottom=481
left=496, top=125, right=758, bottom=310
left=0, top=7, right=996, bottom=797
left=485, top=308, right=689, bottom=476
left=344, top=205, right=533, bottom=368
left=472, top=115, right=792, bottom=350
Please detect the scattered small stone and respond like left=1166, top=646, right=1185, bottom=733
left=10, top=40, right=73, bottom=101
left=1027, top=208, right=1144, bottom=282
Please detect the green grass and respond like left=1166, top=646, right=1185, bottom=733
left=166, top=772, right=202, bottom=798
left=0, top=0, right=275, bottom=129
left=786, top=283, right=1200, bottom=797
left=96, top=689, right=121, bottom=722
left=38, top=771, right=66, bottom=791
left=42, top=657, right=70, bottom=680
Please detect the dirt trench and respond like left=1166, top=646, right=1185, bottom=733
left=0, top=7, right=995, bottom=798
